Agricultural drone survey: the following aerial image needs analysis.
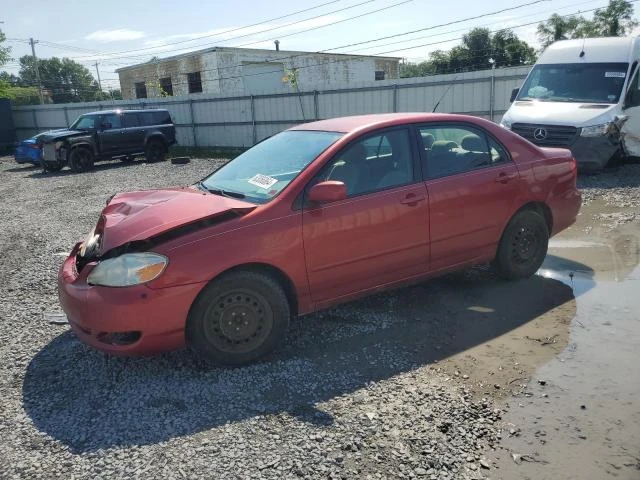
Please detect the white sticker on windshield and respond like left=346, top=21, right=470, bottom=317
left=605, top=72, right=626, bottom=78
left=248, top=174, right=278, bottom=190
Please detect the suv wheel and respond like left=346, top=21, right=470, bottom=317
left=69, top=148, right=94, bottom=173
left=145, top=140, right=166, bottom=163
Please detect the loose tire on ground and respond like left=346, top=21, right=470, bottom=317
left=186, top=271, right=291, bottom=365
left=145, top=139, right=166, bottom=163
left=69, top=148, right=94, bottom=173
left=495, top=209, right=549, bottom=280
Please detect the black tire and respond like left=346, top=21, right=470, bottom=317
left=495, top=210, right=549, bottom=280
left=69, top=148, right=94, bottom=173
left=145, top=139, right=166, bottom=163
left=186, top=271, right=291, bottom=365
left=170, top=156, right=190, bottom=165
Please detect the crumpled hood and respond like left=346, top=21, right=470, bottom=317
left=39, top=129, right=86, bottom=142
left=503, top=101, right=618, bottom=127
left=98, top=187, right=256, bottom=254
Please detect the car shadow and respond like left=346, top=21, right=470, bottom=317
left=23, top=267, right=585, bottom=453
left=4, top=164, right=41, bottom=173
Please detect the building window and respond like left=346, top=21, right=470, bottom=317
left=375, top=71, right=385, bottom=81
left=188, top=72, right=203, bottom=93
left=135, top=82, right=147, bottom=99
left=159, top=77, right=173, bottom=96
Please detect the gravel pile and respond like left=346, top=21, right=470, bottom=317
left=577, top=163, right=640, bottom=206
left=0, top=157, right=503, bottom=479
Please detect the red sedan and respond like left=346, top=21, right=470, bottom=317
left=59, top=113, right=581, bottom=365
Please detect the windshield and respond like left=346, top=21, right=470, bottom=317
left=518, top=62, right=629, bottom=104
left=201, top=130, right=343, bottom=204
left=70, top=115, right=99, bottom=130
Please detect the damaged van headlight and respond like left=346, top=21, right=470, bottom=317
left=87, top=253, right=168, bottom=287
left=79, top=227, right=101, bottom=258
left=580, top=123, right=611, bottom=137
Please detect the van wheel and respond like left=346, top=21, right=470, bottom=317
left=69, top=148, right=94, bottom=173
left=186, top=271, right=290, bottom=365
left=145, top=140, right=166, bottom=163
left=495, top=210, right=549, bottom=280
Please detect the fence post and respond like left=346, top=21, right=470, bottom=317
left=63, top=106, right=70, bottom=127
left=189, top=99, right=197, bottom=147
left=314, top=90, right=319, bottom=120
left=250, top=95, right=257, bottom=145
left=393, top=84, right=398, bottom=112
left=489, top=70, right=496, bottom=121
left=31, top=109, right=39, bottom=132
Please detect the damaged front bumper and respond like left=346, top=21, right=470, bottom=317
left=58, top=243, right=205, bottom=356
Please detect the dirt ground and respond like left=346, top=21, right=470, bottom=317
left=0, top=157, right=638, bottom=479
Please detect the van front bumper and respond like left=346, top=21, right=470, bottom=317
left=569, top=135, right=620, bottom=172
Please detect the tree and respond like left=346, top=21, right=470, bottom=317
left=0, top=29, right=10, bottom=67
left=537, top=1, right=638, bottom=47
left=400, top=28, right=536, bottom=78
left=591, top=0, right=638, bottom=36
left=18, top=56, right=102, bottom=103
left=536, top=14, right=583, bottom=47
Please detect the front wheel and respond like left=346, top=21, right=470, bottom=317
left=495, top=210, right=549, bottom=280
left=145, top=140, right=166, bottom=163
left=186, top=271, right=291, bottom=365
left=69, top=148, right=94, bottom=173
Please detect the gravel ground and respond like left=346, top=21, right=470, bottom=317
left=0, top=157, right=638, bottom=479
left=0, top=157, right=503, bottom=480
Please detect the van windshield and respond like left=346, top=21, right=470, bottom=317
left=518, top=62, right=629, bottom=104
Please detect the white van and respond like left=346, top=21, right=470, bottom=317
left=501, top=36, right=640, bottom=171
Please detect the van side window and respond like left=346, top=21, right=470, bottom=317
left=625, top=68, right=640, bottom=108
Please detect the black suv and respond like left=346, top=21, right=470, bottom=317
left=40, top=109, right=176, bottom=172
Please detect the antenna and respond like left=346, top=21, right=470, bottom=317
left=579, top=37, right=586, bottom=58
left=432, top=75, right=459, bottom=113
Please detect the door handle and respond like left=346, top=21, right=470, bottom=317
left=494, top=172, right=518, bottom=183
left=400, top=194, right=426, bottom=206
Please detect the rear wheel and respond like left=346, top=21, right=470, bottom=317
left=69, top=148, right=94, bottom=173
left=145, top=139, right=166, bottom=163
left=495, top=210, right=549, bottom=280
left=186, top=271, right=290, bottom=365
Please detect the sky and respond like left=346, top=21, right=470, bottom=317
left=0, top=0, right=632, bottom=92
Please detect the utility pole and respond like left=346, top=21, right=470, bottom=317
left=29, top=37, right=44, bottom=105
left=94, top=62, right=102, bottom=91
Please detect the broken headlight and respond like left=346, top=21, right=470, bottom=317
left=87, top=253, right=168, bottom=287
left=79, top=227, right=101, bottom=259
left=580, top=123, right=611, bottom=137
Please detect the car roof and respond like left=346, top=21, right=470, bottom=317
left=81, top=109, right=168, bottom=115
left=289, top=113, right=489, bottom=133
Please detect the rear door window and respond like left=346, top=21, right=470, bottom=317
left=123, top=113, right=141, bottom=128
left=418, top=124, right=509, bottom=179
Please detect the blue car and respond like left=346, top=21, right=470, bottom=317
left=14, top=133, right=46, bottom=165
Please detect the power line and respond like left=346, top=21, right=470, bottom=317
left=99, top=0, right=555, bottom=82
left=9, top=0, right=629, bottom=95
left=53, top=0, right=377, bottom=62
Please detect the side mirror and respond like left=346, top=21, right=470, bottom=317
left=510, top=88, right=519, bottom=103
left=308, top=181, right=347, bottom=204
left=101, top=122, right=112, bottom=130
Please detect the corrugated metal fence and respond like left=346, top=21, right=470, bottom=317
left=11, top=65, right=531, bottom=147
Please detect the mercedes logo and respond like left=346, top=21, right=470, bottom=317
left=533, top=128, right=548, bottom=140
